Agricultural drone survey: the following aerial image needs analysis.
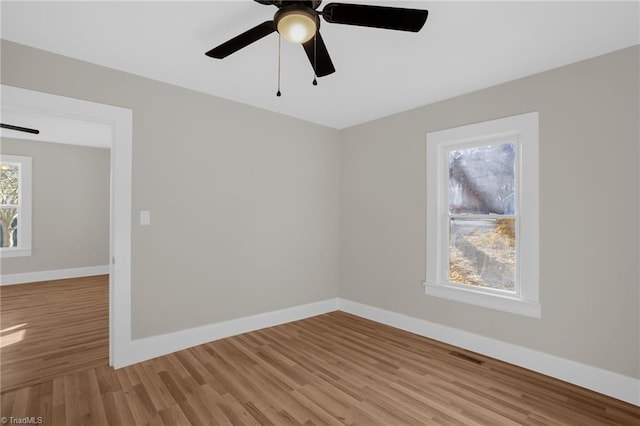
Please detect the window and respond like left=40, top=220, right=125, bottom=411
left=1, top=155, right=32, bottom=257
left=425, top=112, right=540, bottom=317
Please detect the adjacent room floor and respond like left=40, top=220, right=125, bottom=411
left=1, top=305, right=638, bottom=425
left=0, top=275, right=109, bottom=393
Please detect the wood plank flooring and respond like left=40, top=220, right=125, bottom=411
left=2, top=303, right=639, bottom=424
left=1, top=275, right=109, bottom=392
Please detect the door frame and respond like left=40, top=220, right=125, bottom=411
left=1, top=84, right=133, bottom=367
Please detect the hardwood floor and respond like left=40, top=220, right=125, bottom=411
left=2, top=308, right=639, bottom=425
left=0, top=275, right=109, bottom=392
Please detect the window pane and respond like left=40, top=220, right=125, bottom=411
left=0, top=206, right=18, bottom=248
left=1, top=163, right=20, bottom=248
left=449, top=143, right=515, bottom=214
left=449, top=218, right=515, bottom=291
left=1, top=163, right=20, bottom=205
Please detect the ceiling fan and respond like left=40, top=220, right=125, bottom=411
left=205, top=1, right=429, bottom=79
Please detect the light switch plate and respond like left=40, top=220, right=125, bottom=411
left=140, top=210, right=151, bottom=226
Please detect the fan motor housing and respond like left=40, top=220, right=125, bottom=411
left=261, top=1, right=322, bottom=9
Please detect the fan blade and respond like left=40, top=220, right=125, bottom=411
left=206, top=21, right=275, bottom=59
left=322, top=3, right=428, bottom=32
left=302, top=32, right=335, bottom=77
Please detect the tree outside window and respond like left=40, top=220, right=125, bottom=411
left=1, top=162, right=20, bottom=248
left=0, top=155, right=32, bottom=257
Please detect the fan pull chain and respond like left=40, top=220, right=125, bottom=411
left=276, top=33, right=282, bottom=97
left=312, top=32, right=318, bottom=86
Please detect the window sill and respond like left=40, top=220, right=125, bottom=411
left=423, top=281, right=541, bottom=318
left=1, top=248, right=32, bottom=258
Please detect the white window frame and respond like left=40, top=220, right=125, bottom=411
left=425, top=112, right=540, bottom=318
left=0, top=154, right=32, bottom=258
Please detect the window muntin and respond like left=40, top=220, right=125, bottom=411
left=0, top=155, right=32, bottom=257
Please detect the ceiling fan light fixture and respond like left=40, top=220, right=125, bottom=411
left=206, top=0, right=429, bottom=79
left=275, top=7, right=317, bottom=44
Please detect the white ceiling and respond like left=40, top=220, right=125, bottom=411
left=1, top=1, right=638, bottom=129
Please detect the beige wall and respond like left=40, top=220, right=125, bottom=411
left=2, top=40, right=638, bottom=379
left=1, top=138, right=110, bottom=273
left=340, top=46, right=640, bottom=378
left=1, top=40, right=341, bottom=339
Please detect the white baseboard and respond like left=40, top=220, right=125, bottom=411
left=125, top=298, right=340, bottom=367
left=338, top=298, right=640, bottom=406
left=113, top=296, right=639, bottom=406
left=0, top=265, right=110, bottom=285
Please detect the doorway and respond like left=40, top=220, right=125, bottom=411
left=0, top=84, right=133, bottom=369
